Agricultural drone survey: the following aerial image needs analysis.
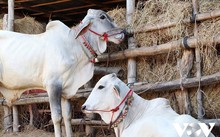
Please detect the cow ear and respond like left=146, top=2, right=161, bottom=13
left=97, top=38, right=107, bottom=53
left=113, top=85, right=120, bottom=97
left=75, top=20, right=91, bottom=39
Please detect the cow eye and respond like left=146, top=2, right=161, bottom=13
left=100, top=15, right=106, bottom=20
left=98, top=85, right=105, bottom=89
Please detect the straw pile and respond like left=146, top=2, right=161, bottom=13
left=107, top=0, right=220, bottom=82
left=105, top=0, right=220, bottom=118
left=0, top=16, right=45, bottom=34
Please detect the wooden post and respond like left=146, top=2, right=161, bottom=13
left=126, top=0, right=136, bottom=83
left=192, top=0, right=204, bottom=120
left=29, top=105, right=33, bottom=126
left=7, top=0, right=14, bottom=31
left=176, top=48, right=193, bottom=114
left=84, top=82, right=96, bottom=137
left=2, top=14, right=13, bottom=133
left=3, top=14, right=8, bottom=30
left=8, top=0, right=19, bottom=131
left=12, top=106, right=19, bottom=132
left=3, top=106, right=12, bottom=132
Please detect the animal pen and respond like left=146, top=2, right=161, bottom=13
left=0, top=0, right=220, bottom=136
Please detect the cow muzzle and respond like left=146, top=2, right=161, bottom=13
left=81, top=105, right=86, bottom=111
left=81, top=105, right=92, bottom=113
left=106, top=28, right=125, bottom=44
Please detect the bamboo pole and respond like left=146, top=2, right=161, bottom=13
left=177, top=47, right=193, bottom=114
left=192, top=0, right=204, bottom=120
left=3, top=106, right=12, bottom=132
left=84, top=82, right=96, bottom=137
left=49, top=118, right=219, bottom=127
left=29, top=105, right=33, bottom=126
left=1, top=72, right=220, bottom=106
left=48, top=119, right=108, bottom=126
left=8, top=0, right=18, bottom=132
left=12, top=106, right=19, bottom=132
left=133, top=72, right=220, bottom=94
left=97, top=35, right=220, bottom=62
left=126, top=0, right=137, bottom=83
left=85, top=113, right=96, bottom=137
left=175, top=0, right=200, bottom=115
left=132, top=9, right=220, bottom=34
left=2, top=14, right=13, bottom=133
left=7, top=0, right=14, bottom=31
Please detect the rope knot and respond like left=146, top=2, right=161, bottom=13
left=103, top=33, right=108, bottom=41
left=111, top=106, right=119, bottom=112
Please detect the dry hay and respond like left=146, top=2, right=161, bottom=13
left=189, top=84, right=220, bottom=118
left=107, top=0, right=220, bottom=82
left=107, top=0, right=193, bottom=83
left=0, top=16, right=45, bottom=34
left=105, top=0, right=220, bottom=118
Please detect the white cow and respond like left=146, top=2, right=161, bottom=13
left=0, top=9, right=124, bottom=137
left=82, top=74, right=215, bottom=137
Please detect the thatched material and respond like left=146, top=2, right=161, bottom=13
left=189, top=84, right=220, bottom=118
left=107, top=0, right=220, bottom=83
left=0, top=16, right=45, bottom=34
left=105, top=0, right=220, bottom=119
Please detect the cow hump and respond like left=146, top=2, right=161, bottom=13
left=46, top=20, right=69, bottom=31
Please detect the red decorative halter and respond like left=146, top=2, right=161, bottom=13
left=77, top=21, right=125, bottom=63
left=89, top=28, right=125, bottom=42
left=80, top=35, right=97, bottom=63
left=85, top=89, right=134, bottom=128
left=88, top=29, right=109, bottom=41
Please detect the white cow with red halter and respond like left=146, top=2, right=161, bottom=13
left=82, top=74, right=215, bottom=137
left=0, top=9, right=124, bottom=137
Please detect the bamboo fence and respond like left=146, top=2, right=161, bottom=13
left=1, top=0, right=220, bottom=135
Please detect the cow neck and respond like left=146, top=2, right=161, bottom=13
left=110, top=90, right=134, bottom=129
left=75, top=26, right=100, bottom=63
left=78, top=33, right=98, bottom=63
left=116, top=93, right=149, bottom=134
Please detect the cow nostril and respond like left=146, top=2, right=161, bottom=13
left=81, top=105, right=86, bottom=111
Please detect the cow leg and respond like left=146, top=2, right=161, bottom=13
left=47, top=83, right=62, bottom=137
left=61, top=98, right=73, bottom=137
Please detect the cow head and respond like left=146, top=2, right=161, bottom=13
left=75, top=9, right=125, bottom=55
left=82, top=73, right=130, bottom=124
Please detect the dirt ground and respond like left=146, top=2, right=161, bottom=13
left=0, top=129, right=54, bottom=137
left=0, top=131, right=115, bottom=137
left=0, top=125, right=115, bottom=137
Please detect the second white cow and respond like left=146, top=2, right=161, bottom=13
left=82, top=74, right=215, bottom=137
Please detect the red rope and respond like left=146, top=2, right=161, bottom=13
left=89, top=29, right=109, bottom=42
left=85, top=89, right=133, bottom=125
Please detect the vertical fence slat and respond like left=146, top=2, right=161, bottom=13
left=192, top=0, right=204, bottom=120
left=12, top=106, right=19, bottom=132
left=177, top=48, right=193, bottom=114
left=84, top=82, right=96, bottom=137
left=8, top=0, right=14, bottom=31
left=8, top=0, right=19, bottom=132
left=126, top=0, right=136, bottom=84
left=2, top=14, right=13, bottom=133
